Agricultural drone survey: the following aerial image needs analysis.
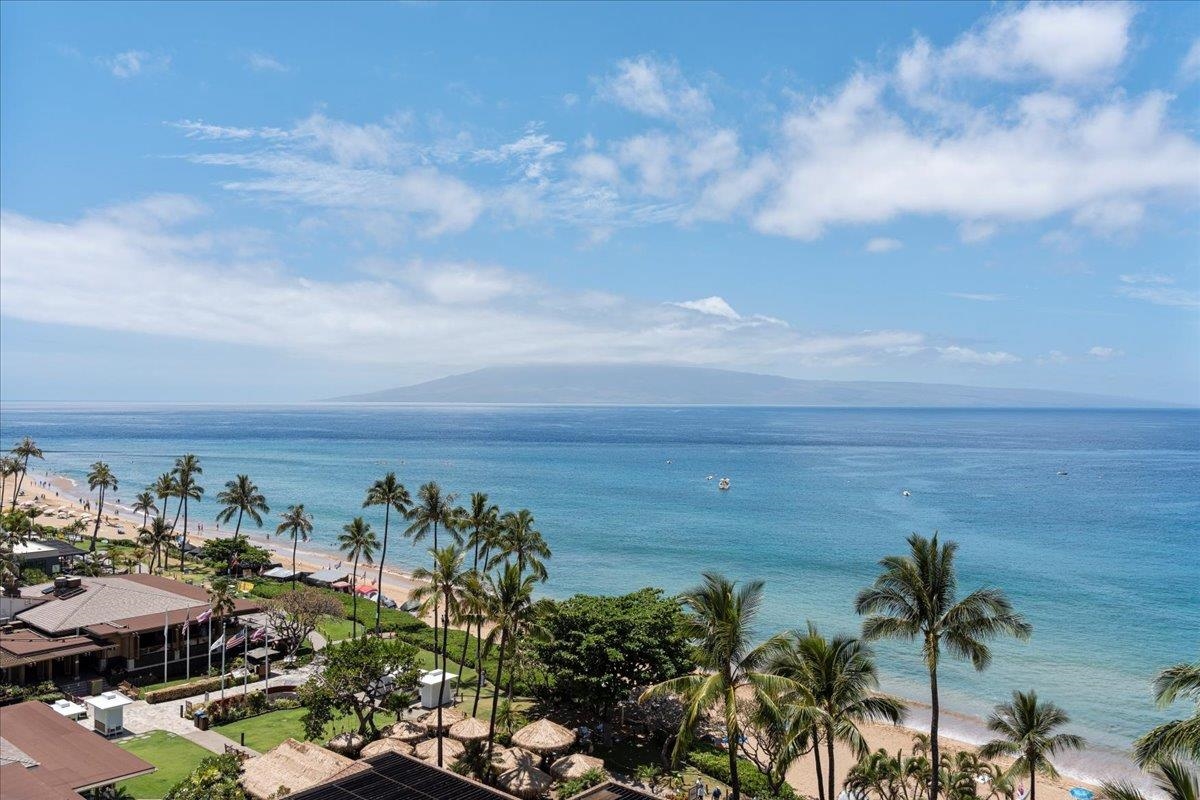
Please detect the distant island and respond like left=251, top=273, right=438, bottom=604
left=327, top=364, right=1170, bottom=407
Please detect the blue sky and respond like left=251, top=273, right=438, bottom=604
left=1, top=1, right=1197, bottom=403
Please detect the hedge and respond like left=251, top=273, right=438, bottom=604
left=687, top=743, right=796, bottom=799
left=144, top=675, right=227, bottom=704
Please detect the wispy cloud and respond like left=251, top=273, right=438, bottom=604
left=101, top=50, right=170, bottom=79
left=937, top=345, right=1021, bottom=365
left=947, top=292, right=1003, bottom=302
left=244, top=51, right=288, bottom=73
left=1116, top=274, right=1199, bottom=308
left=596, top=55, right=712, bottom=121
left=865, top=237, right=903, bottom=254
left=1088, top=346, right=1123, bottom=359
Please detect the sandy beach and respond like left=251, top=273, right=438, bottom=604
left=12, top=469, right=1149, bottom=797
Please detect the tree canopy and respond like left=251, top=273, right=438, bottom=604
left=299, top=636, right=421, bottom=737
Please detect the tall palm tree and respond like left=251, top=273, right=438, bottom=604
left=642, top=572, right=792, bottom=800
left=855, top=533, right=1032, bottom=800
left=1135, top=662, right=1200, bottom=767
left=412, top=545, right=470, bottom=767
left=490, top=509, right=550, bottom=581
left=769, top=623, right=906, bottom=800
left=456, top=493, right=497, bottom=669
left=460, top=571, right=491, bottom=717
left=171, top=455, right=204, bottom=570
left=337, top=517, right=378, bottom=640
left=484, top=563, right=537, bottom=760
left=0, top=456, right=19, bottom=511
left=1102, top=759, right=1197, bottom=800
left=152, top=472, right=178, bottom=529
left=363, top=473, right=412, bottom=634
left=407, top=482, right=459, bottom=661
left=132, top=490, right=157, bottom=530
left=86, top=462, right=118, bottom=553
left=139, top=516, right=173, bottom=574
left=276, top=505, right=313, bottom=592
left=980, top=691, right=1085, bottom=800
left=215, top=475, right=269, bottom=543
left=9, top=437, right=43, bottom=512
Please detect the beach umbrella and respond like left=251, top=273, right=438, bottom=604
left=492, top=747, right=539, bottom=773
left=550, top=752, right=605, bottom=780
left=419, top=707, right=466, bottom=731
left=448, top=715, right=490, bottom=742
left=1069, top=789, right=1095, bottom=800
left=414, top=736, right=464, bottom=764
left=360, top=738, right=414, bottom=759
left=510, top=718, right=576, bottom=754
left=325, top=732, right=366, bottom=757
left=384, top=720, right=427, bottom=742
left=498, top=763, right=553, bottom=799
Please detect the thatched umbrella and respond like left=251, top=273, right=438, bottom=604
left=492, top=747, right=539, bottom=773
left=325, top=732, right=366, bottom=757
left=550, top=752, right=605, bottom=781
left=414, top=736, right=465, bottom=764
left=419, top=707, right=466, bottom=731
left=498, top=763, right=553, bottom=799
left=448, top=715, right=490, bottom=742
left=510, top=718, right=577, bottom=754
left=360, top=738, right=414, bottom=759
left=385, top=720, right=427, bottom=742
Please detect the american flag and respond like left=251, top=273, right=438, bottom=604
left=226, top=630, right=247, bottom=650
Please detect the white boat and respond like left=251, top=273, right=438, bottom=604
left=902, top=490, right=911, bottom=497
left=1057, top=470, right=1069, bottom=476
left=718, top=477, right=731, bottom=490
left=706, top=474, right=714, bottom=480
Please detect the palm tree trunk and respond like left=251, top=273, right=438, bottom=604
left=376, top=506, right=389, bottom=635
left=291, top=535, right=299, bottom=592
left=826, top=721, right=837, bottom=800
left=351, top=554, right=359, bottom=640
left=813, top=730, right=826, bottom=800
left=11, top=459, right=28, bottom=511
left=233, top=508, right=243, bottom=542
left=472, top=626, right=484, bottom=717
left=180, top=498, right=188, bottom=571
left=432, top=521, right=439, bottom=664
left=486, top=628, right=508, bottom=761
left=437, top=604, right=450, bottom=767
left=89, top=487, right=105, bottom=552
left=726, top=692, right=741, bottom=800
left=929, top=664, right=940, bottom=800
left=1029, top=763, right=1036, bottom=800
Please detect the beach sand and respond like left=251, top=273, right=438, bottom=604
left=12, top=470, right=1146, bottom=797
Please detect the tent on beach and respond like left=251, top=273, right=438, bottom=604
left=305, top=568, right=350, bottom=587
left=261, top=566, right=304, bottom=581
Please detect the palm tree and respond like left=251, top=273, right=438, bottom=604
left=152, top=472, right=178, bottom=528
left=769, top=623, right=906, bottom=800
left=276, top=504, right=313, bottom=591
left=208, top=576, right=237, bottom=622
left=855, top=533, right=1032, bottom=800
left=490, top=509, right=550, bottom=581
left=131, top=544, right=149, bottom=574
left=1102, top=759, right=1197, bottom=800
left=132, top=490, right=157, bottom=530
left=9, top=437, right=43, bottom=512
left=171, top=455, right=204, bottom=570
left=456, top=493, right=497, bottom=670
left=86, top=462, right=118, bottom=553
left=215, top=475, right=269, bottom=543
left=979, top=691, right=1084, bottom=800
left=460, top=571, right=491, bottom=717
left=484, top=563, right=537, bottom=760
left=0, top=456, right=19, bottom=511
left=642, top=572, right=792, bottom=800
left=337, top=517, right=378, bottom=640
left=1135, top=662, right=1200, bottom=766
left=407, top=482, right=459, bottom=662
left=363, top=473, right=412, bottom=634
left=139, top=516, right=173, bottom=574
left=412, top=545, right=470, bottom=767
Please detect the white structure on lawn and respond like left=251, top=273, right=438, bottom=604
left=85, top=690, right=133, bottom=737
left=418, top=669, right=457, bottom=709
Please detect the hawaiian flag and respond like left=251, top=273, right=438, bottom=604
left=250, top=627, right=267, bottom=643
left=196, top=609, right=213, bottom=624
left=226, top=630, right=247, bottom=650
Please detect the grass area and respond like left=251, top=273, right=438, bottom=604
left=116, top=731, right=211, bottom=799
left=318, top=617, right=359, bottom=642
left=213, top=706, right=399, bottom=753
left=593, top=738, right=715, bottom=790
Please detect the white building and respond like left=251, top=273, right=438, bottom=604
left=418, top=669, right=457, bottom=709
left=85, top=690, right=133, bottom=737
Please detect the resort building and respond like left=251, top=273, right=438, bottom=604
left=0, top=573, right=258, bottom=687
left=11, top=539, right=87, bottom=576
left=0, top=700, right=155, bottom=799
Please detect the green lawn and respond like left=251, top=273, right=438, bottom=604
left=117, top=731, right=211, bottom=799
left=213, top=706, right=399, bottom=753
left=318, top=617, right=359, bottom=642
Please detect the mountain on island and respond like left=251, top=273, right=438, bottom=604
left=328, top=364, right=1166, bottom=407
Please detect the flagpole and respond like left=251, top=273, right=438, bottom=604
left=186, top=616, right=191, bottom=682
left=207, top=616, right=212, bottom=674
left=264, top=625, right=270, bottom=696
left=163, top=611, right=169, bottom=684
left=220, top=620, right=227, bottom=702
left=243, top=624, right=249, bottom=697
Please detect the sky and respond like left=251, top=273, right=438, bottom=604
left=1, top=1, right=1198, bottom=403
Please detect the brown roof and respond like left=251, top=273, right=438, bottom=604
left=0, top=764, right=83, bottom=800
left=567, top=781, right=660, bottom=800
left=0, top=702, right=155, bottom=794
left=0, top=628, right=107, bottom=668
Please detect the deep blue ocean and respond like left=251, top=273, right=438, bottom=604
left=2, top=404, right=1196, bottom=760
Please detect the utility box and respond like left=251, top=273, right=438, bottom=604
left=418, top=670, right=457, bottom=709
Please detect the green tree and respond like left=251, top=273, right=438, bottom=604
left=407, top=481, right=458, bottom=675
left=207, top=576, right=238, bottom=622
left=337, top=516, right=378, bottom=640
left=261, top=586, right=342, bottom=661
left=275, top=504, right=313, bottom=591
left=298, top=636, right=421, bottom=737
left=140, top=515, right=174, bottom=574
left=855, top=533, right=1031, bottom=800
left=86, top=461, right=118, bottom=553
left=363, top=472, right=412, bottom=634
left=484, top=562, right=537, bottom=760
left=152, top=472, right=178, bottom=532
left=411, top=544, right=470, bottom=767
left=132, top=490, right=157, bottom=530
left=979, top=691, right=1084, bottom=800
left=215, top=475, right=269, bottom=543
left=641, top=572, right=792, bottom=800
left=163, top=753, right=246, bottom=800
left=457, top=492, right=498, bottom=672
left=535, top=588, right=693, bottom=720
left=1101, top=759, right=1197, bottom=800
left=170, top=455, right=204, bottom=570
left=8, top=437, right=43, bottom=512
left=1134, top=662, right=1200, bottom=767
left=490, top=509, right=550, bottom=581
left=0, top=456, right=19, bottom=512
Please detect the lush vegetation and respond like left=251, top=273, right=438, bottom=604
left=213, top=705, right=400, bottom=753
left=162, top=753, right=245, bottom=800
left=116, top=731, right=211, bottom=800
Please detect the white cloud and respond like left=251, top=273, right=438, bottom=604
left=1037, top=350, right=1070, bottom=365
left=473, top=127, right=565, bottom=181
left=865, top=237, right=903, bottom=253
left=0, top=198, right=949, bottom=372
left=959, top=221, right=998, bottom=244
left=937, top=346, right=1021, bottom=365
left=1120, top=273, right=1175, bottom=285
left=1116, top=273, right=1199, bottom=308
left=597, top=55, right=712, bottom=121
left=562, top=93, right=580, bottom=108
left=102, top=50, right=170, bottom=78
left=571, top=153, right=621, bottom=184
left=244, top=52, right=288, bottom=72
left=169, top=120, right=289, bottom=141
left=947, top=292, right=1003, bottom=302
left=1088, top=346, right=1123, bottom=359
left=1181, top=40, right=1200, bottom=82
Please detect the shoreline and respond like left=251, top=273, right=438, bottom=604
left=14, top=468, right=1156, bottom=794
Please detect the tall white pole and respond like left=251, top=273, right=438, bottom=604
left=264, top=625, right=270, bottom=695
left=243, top=625, right=249, bottom=696
left=220, top=620, right=227, bottom=702
left=207, top=616, right=212, bottom=674
left=162, top=611, right=169, bottom=684
left=186, top=621, right=191, bottom=682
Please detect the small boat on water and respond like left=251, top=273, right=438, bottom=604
left=901, top=490, right=911, bottom=497
left=706, top=474, right=714, bottom=480
left=1057, top=470, right=1069, bottom=476
left=718, top=477, right=731, bottom=490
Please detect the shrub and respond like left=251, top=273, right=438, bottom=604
left=559, top=767, right=607, bottom=797
left=144, top=675, right=227, bottom=704
left=687, top=744, right=796, bottom=799
left=164, top=753, right=245, bottom=800
left=18, top=567, right=50, bottom=587
left=0, top=680, right=61, bottom=706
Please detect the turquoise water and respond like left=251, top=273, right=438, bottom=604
left=2, top=404, right=1196, bottom=760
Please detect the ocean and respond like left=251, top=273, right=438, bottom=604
left=1, top=404, right=1196, bottom=772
